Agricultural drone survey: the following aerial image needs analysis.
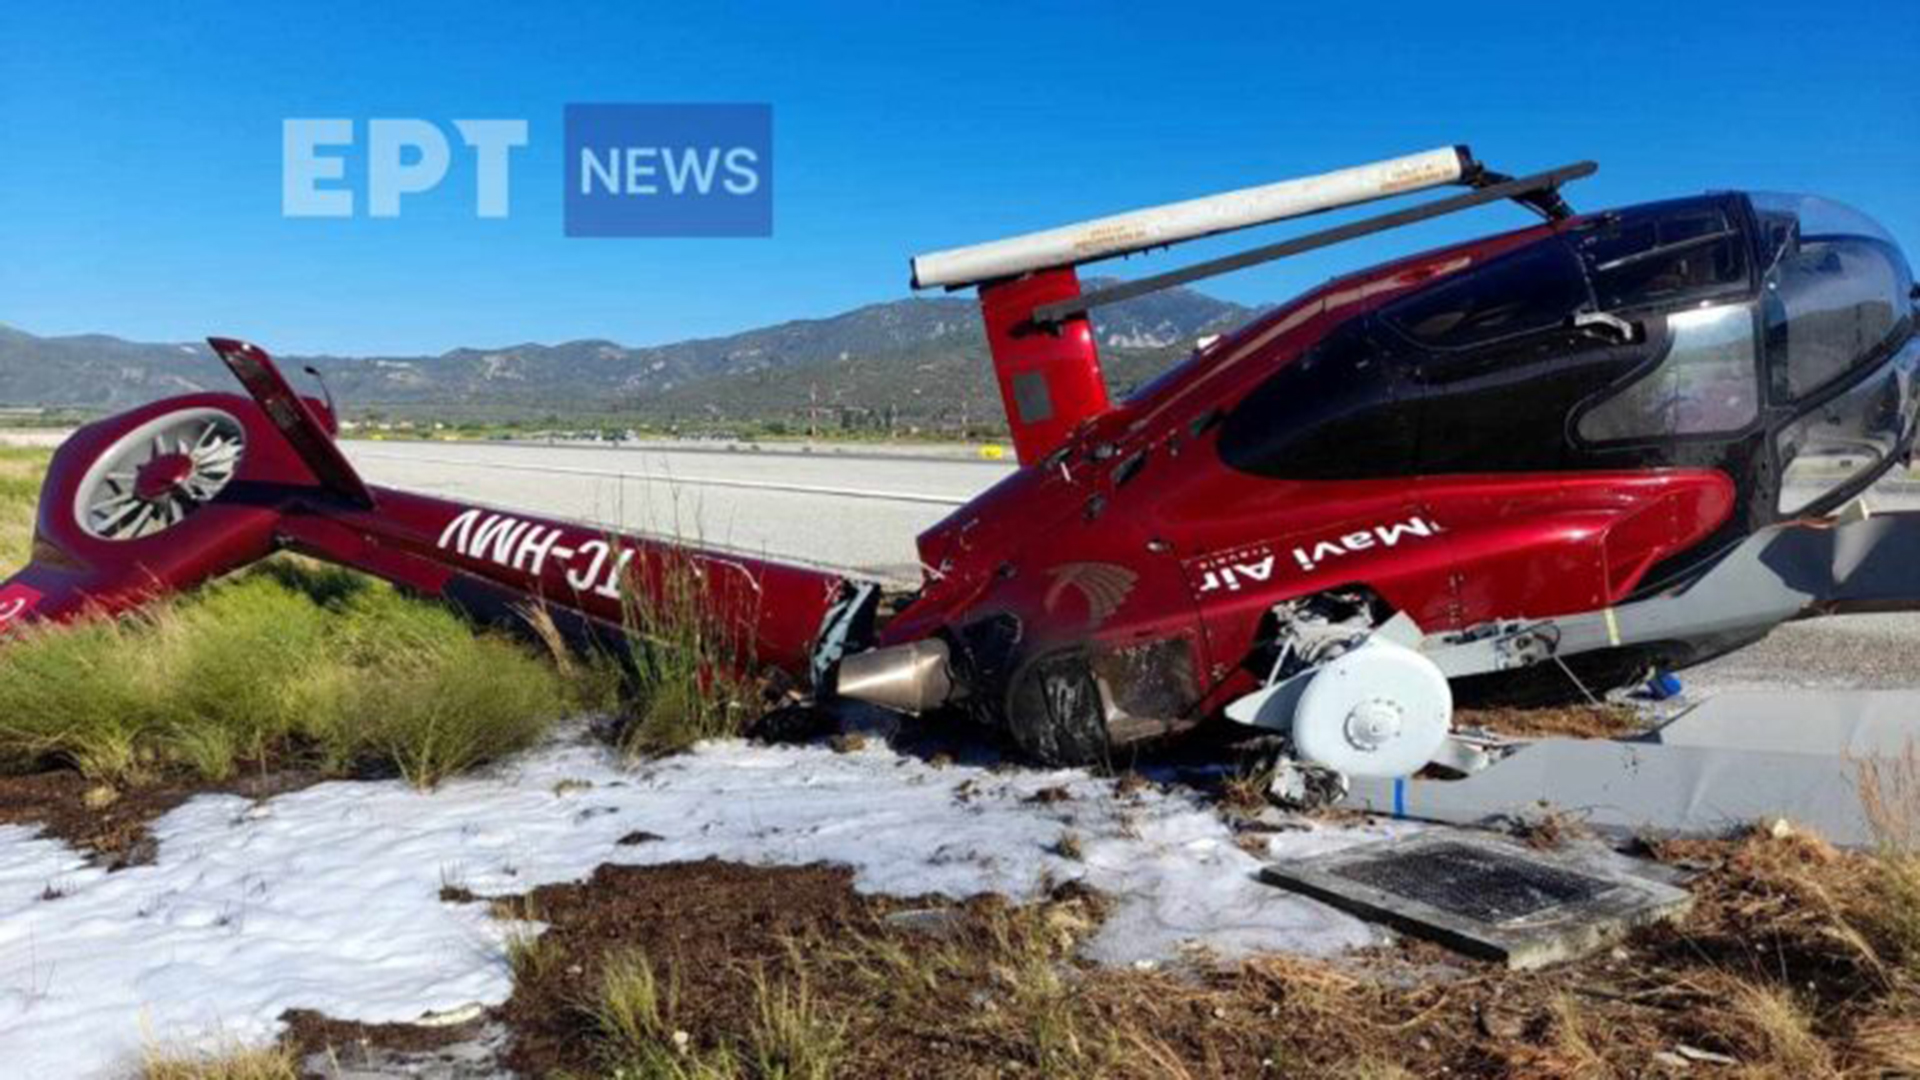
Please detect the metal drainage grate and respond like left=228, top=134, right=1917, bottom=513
left=1328, top=840, right=1611, bottom=924
left=1262, top=833, right=1694, bottom=968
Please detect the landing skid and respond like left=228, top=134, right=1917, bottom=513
left=1228, top=505, right=1920, bottom=841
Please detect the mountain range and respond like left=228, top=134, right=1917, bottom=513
left=0, top=282, right=1259, bottom=431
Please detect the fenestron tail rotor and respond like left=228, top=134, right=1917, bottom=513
left=75, top=408, right=247, bottom=541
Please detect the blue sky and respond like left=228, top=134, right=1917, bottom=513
left=2, top=0, right=1915, bottom=355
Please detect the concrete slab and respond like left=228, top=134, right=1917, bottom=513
left=1260, top=832, right=1691, bottom=969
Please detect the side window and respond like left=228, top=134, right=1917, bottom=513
left=1216, top=319, right=1417, bottom=480
left=1766, top=237, right=1911, bottom=401
left=1577, top=304, right=1760, bottom=442
left=1575, top=200, right=1748, bottom=311
left=1380, top=240, right=1589, bottom=350
left=1774, top=336, right=1920, bottom=515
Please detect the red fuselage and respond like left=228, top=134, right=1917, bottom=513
left=6, top=188, right=1913, bottom=772
left=881, top=191, right=1917, bottom=759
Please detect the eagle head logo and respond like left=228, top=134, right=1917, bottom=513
left=1044, top=562, right=1138, bottom=629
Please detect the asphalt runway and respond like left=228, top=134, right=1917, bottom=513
left=347, top=439, right=1920, bottom=698
left=344, top=439, right=1016, bottom=582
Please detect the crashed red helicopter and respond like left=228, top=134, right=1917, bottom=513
left=5, top=145, right=1917, bottom=806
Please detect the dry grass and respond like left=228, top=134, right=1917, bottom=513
left=0, top=446, right=48, bottom=571
left=586, top=948, right=680, bottom=1060
left=822, top=822, right=1920, bottom=1078
left=1846, top=1010, right=1920, bottom=1074
left=569, top=947, right=843, bottom=1079
left=505, top=923, right=559, bottom=986
left=1632, top=816, right=1920, bottom=1077
left=744, top=968, right=845, bottom=1080
left=1455, top=704, right=1650, bottom=740
left=1348, top=1060, right=1421, bottom=1080
left=1218, top=761, right=1275, bottom=817
left=496, top=894, right=562, bottom=988
left=1711, top=976, right=1834, bottom=1077
left=1542, top=992, right=1609, bottom=1077
left=141, top=1041, right=299, bottom=1080
left=798, top=893, right=1134, bottom=1077
left=1665, top=825, right=1898, bottom=990
left=1857, top=742, right=1920, bottom=983
left=499, top=810, right=1920, bottom=1080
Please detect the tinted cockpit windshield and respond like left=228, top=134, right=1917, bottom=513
left=1752, top=192, right=1915, bottom=401
left=1753, top=193, right=1920, bottom=514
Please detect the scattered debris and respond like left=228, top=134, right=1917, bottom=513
left=282, top=1008, right=506, bottom=1079
left=828, top=732, right=869, bottom=754
left=882, top=907, right=967, bottom=937
left=1219, top=764, right=1276, bottom=817
left=1513, top=806, right=1591, bottom=851
left=1455, top=704, right=1651, bottom=740
left=1674, top=1043, right=1739, bottom=1065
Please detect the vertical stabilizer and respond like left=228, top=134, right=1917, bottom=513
left=978, top=268, right=1109, bottom=465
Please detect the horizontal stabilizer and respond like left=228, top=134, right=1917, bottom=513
left=208, top=337, right=375, bottom=508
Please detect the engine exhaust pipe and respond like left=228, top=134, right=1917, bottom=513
left=836, top=639, right=957, bottom=713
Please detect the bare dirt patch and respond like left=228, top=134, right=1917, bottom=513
left=281, top=1009, right=482, bottom=1058
left=497, top=859, right=890, bottom=1075
left=281, top=1008, right=508, bottom=1079
left=480, top=831, right=1917, bottom=1079
left=0, top=765, right=324, bottom=868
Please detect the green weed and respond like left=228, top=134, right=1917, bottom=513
left=0, top=562, right=572, bottom=788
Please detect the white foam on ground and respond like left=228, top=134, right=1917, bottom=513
left=0, top=732, right=1404, bottom=1078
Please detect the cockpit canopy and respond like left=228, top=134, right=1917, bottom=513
left=1563, top=192, right=1914, bottom=450
left=1219, top=189, right=1918, bottom=531
left=1751, top=193, right=1914, bottom=400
